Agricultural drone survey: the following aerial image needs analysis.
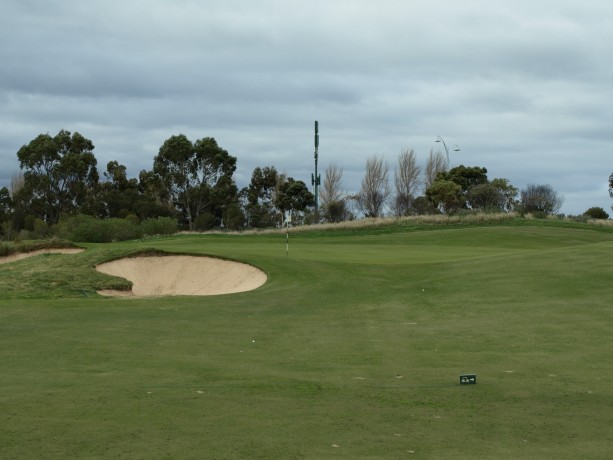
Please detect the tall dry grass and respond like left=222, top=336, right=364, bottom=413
left=587, top=218, right=613, bottom=228
left=183, top=212, right=520, bottom=236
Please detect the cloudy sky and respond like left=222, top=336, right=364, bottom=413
left=1, top=0, right=612, bottom=215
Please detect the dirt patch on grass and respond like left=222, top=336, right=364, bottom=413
left=0, top=248, right=84, bottom=264
left=96, top=255, right=267, bottom=297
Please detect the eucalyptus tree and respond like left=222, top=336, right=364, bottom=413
left=244, top=166, right=279, bottom=228
left=433, top=164, right=488, bottom=211
left=468, top=178, right=518, bottom=212
left=90, top=161, right=171, bottom=220
left=153, top=135, right=237, bottom=229
left=425, top=164, right=517, bottom=214
left=425, top=179, right=464, bottom=214
left=275, top=177, right=315, bottom=223
left=440, top=165, right=488, bottom=193
left=16, top=130, right=99, bottom=224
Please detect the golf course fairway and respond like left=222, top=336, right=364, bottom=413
left=1, top=220, right=612, bottom=458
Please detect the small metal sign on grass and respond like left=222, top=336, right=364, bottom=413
left=460, top=374, right=477, bottom=384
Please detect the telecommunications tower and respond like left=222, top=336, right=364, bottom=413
left=311, top=121, right=321, bottom=209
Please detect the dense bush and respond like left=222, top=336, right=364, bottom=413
left=54, top=215, right=178, bottom=242
left=140, top=217, right=178, bottom=236
left=55, top=215, right=142, bottom=243
left=106, top=218, right=142, bottom=242
left=32, top=218, right=53, bottom=239
left=583, top=207, right=609, bottom=220
left=0, top=242, right=14, bottom=257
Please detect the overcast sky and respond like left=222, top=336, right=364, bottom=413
left=1, top=0, right=612, bottom=215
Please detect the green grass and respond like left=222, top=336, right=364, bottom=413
left=1, top=220, right=613, bottom=458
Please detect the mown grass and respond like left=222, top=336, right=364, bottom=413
left=1, top=219, right=613, bottom=458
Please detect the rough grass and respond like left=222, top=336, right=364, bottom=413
left=588, top=217, right=613, bottom=228
left=1, top=219, right=613, bottom=458
left=0, top=238, right=78, bottom=258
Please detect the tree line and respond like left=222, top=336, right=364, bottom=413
left=0, top=129, right=607, bottom=239
left=320, top=149, right=572, bottom=221
left=0, top=130, right=317, bottom=237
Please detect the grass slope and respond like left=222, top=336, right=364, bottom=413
left=1, top=221, right=613, bottom=458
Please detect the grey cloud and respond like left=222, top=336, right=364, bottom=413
left=1, top=0, right=612, bottom=215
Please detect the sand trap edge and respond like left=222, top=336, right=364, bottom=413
left=95, top=255, right=267, bottom=297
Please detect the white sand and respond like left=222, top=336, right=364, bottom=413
left=96, top=255, right=267, bottom=297
left=0, top=248, right=84, bottom=264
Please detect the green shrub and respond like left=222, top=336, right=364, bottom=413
left=0, top=242, right=15, bottom=257
left=108, top=218, right=142, bottom=241
left=32, top=218, right=52, bottom=239
left=15, top=238, right=76, bottom=253
left=55, top=215, right=98, bottom=242
left=124, top=214, right=140, bottom=226
left=18, top=229, right=31, bottom=240
left=584, top=207, right=609, bottom=220
left=55, top=215, right=142, bottom=243
left=140, top=217, right=178, bottom=236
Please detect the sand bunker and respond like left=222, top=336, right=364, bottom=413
left=96, top=255, right=267, bottom=297
left=0, top=248, right=84, bottom=264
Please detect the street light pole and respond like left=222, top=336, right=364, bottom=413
left=435, top=135, right=460, bottom=164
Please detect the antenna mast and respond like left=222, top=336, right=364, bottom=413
left=311, top=120, right=321, bottom=210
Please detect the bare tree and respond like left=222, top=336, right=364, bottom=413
left=319, top=163, right=348, bottom=222
left=10, top=171, right=24, bottom=197
left=357, top=154, right=391, bottom=218
left=273, top=170, right=288, bottom=225
left=320, top=163, right=344, bottom=208
left=520, top=184, right=564, bottom=215
left=393, top=148, right=421, bottom=216
left=424, top=149, right=449, bottom=191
